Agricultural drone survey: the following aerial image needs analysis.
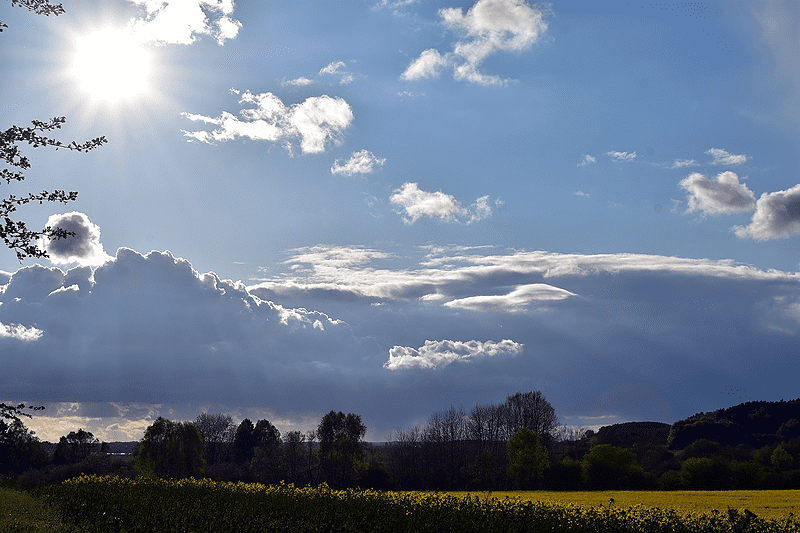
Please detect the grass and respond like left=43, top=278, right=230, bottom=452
left=0, top=487, right=72, bottom=533
left=449, top=490, right=800, bottom=520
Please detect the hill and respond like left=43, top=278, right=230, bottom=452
left=667, top=398, right=800, bottom=449
left=595, top=421, right=671, bottom=448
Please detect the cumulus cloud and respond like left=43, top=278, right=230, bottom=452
left=577, top=154, right=596, bottom=167
left=40, top=212, right=113, bottom=267
left=607, top=151, right=636, bottom=162
left=127, top=0, right=241, bottom=45
left=444, top=284, right=576, bottom=313
left=390, top=183, right=496, bottom=224
left=182, top=90, right=354, bottom=154
left=573, top=191, right=589, bottom=198
left=331, top=150, right=386, bottom=176
left=0, top=248, right=385, bottom=436
left=733, top=184, right=800, bottom=240
left=706, top=148, right=747, bottom=166
left=401, top=0, right=550, bottom=85
left=384, top=339, right=523, bottom=370
left=679, top=171, right=756, bottom=215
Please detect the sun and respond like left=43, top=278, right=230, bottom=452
left=73, top=28, right=151, bottom=102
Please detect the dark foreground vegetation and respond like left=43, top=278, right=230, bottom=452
left=2, top=394, right=800, bottom=493
left=2, top=394, right=800, bottom=532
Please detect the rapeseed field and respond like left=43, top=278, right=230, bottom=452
left=30, top=474, right=800, bottom=532
left=449, top=490, right=800, bottom=521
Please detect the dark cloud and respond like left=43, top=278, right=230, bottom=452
left=2, top=246, right=799, bottom=441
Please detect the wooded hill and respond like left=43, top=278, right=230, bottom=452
left=667, top=399, right=800, bottom=450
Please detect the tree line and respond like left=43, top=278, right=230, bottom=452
left=3, top=394, right=800, bottom=491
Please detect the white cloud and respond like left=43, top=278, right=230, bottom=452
left=331, top=150, right=386, bottom=176
left=283, top=77, right=314, bottom=87
left=573, top=191, right=590, bottom=198
left=577, top=154, right=596, bottom=167
left=706, top=148, right=747, bottom=166
left=401, top=49, right=449, bottom=81
left=40, top=212, right=113, bottom=267
left=374, top=0, right=418, bottom=11
left=671, top=159, right=697, bottom=169
left=319, top=61, right=346, bottom=75
left=607, top=151, right=636, bottom=162
left=401, top=0, right=550, bottom=85
left=444, top=284, right=576, bottom=313
left=127, top=0, right=241, bottom=46
left=384, top=339, right=523, bottom=370
left=389, top=183, right=496, bottom=224
left=0, top=322, right=43, bottom=341
left=734, top=184, right=800, bottom=240
left=250, top=245, right=799, bottom=305
left=182, top=90, right=354, bottom=154
left=679, top=171, right=756, bottom=215
left=319, top=61, right=354, bottom=85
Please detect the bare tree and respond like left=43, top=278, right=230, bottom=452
left=503, top=391, right=559, bottom=446
left=194, top=412, right=235, bottom=464
left=467, top=403, right=505, bottom=444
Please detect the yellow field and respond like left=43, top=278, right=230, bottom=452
left=449, top=490, right=800, bottom=520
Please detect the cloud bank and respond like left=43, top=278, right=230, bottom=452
left=390, top=183, right=496, bottom=224
left=182, top=90, right=354, bottom=154
left=401, top=0, right=550, bottom=85
left=3, top=244, right=800, bottom=441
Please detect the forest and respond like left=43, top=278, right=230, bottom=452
left=2, top=393, right=800, bottom=492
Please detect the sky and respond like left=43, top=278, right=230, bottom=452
left=1, top=0, right=799, bottom=443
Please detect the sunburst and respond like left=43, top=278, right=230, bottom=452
left=72, top=28, right=151, bottom=103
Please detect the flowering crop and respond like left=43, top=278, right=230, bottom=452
left=40, top=475, right=800, bottom=533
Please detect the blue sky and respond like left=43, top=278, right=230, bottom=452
left=1, top=0, right=799, bottom=442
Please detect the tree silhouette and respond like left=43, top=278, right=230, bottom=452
left=2, top=3, right=107, bottom=260
left=1, top=118, right=107, bottom=260
left=1, top=0, right=65, bottom=32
